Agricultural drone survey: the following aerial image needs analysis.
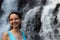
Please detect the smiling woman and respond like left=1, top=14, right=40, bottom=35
left=2, top=12, right=26, bottom=40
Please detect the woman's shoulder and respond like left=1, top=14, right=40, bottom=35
left=3, top=32, right=8, bottom=36
left=2, top=32, right=9, bottom=40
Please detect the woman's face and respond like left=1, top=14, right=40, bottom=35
left=9, top=13, right=21, bottom=28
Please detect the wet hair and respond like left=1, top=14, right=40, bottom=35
left=8, top=12, right=22, bottom=30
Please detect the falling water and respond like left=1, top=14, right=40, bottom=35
left=0, top=0, right=60, bottom=40
left=40, top=0, right=60, bottom=40
left=21, top=6, right=40, bottom=40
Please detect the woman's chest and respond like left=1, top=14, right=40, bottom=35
left=14, top=33, right=23, bottom=40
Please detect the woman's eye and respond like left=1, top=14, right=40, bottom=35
left=9, top=18, right=19, bottom=21
left=10, top=19, right=13, bottom=21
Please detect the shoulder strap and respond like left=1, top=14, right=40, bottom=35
left=22, top=31, right=27, bottom=40
left=8, top=31, right=16, bottom=40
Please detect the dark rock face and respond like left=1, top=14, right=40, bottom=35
left=0, top=0, right=3, bottom=18
left=0, top=0, right=3, bottom=8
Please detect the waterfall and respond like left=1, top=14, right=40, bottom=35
left=0, top=0, right=60, bottom=40
left=39, top=0, right=60, bottom=40
left=21, top=6, right=40, bottom=40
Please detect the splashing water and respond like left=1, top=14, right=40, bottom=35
left=21, top=6, right=40, bottom=40
left=39, top=0, right=60, bottom=40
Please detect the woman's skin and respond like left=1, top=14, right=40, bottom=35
left=2, top=13, right=23, bottom=40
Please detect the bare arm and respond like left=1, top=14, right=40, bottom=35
left=2, top=32, right=9, bottom=40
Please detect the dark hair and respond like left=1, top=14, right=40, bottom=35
left=8, top=12, right=22, bottom=30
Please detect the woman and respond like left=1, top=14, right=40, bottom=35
left=2, top=12, right=26, bottom=40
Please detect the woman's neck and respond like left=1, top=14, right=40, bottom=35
left=11, top=27, right=20, bottom=33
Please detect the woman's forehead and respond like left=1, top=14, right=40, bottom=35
left=9, top=14, right=19, bottom=18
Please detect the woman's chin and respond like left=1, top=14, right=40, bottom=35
left=13, top=26, right=19, bottom=28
